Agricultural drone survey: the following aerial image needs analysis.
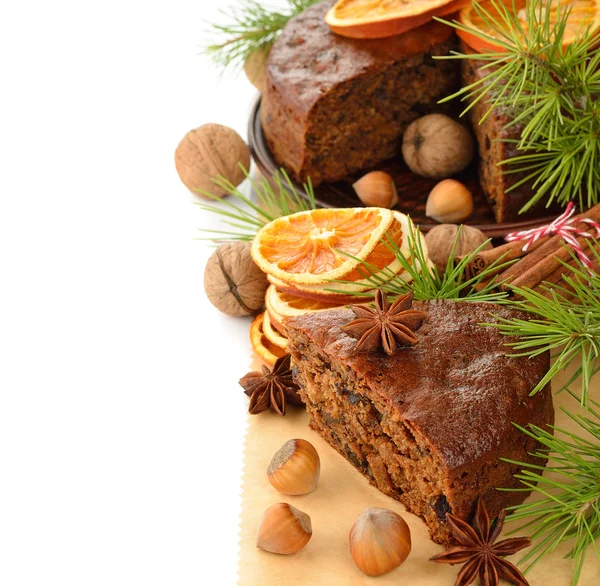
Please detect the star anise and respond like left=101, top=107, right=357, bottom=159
left=430, top=498, right=532, bottom=586
left=239, top=354, right=303, bottom=415
left=342, top=289, right=427, bottom=355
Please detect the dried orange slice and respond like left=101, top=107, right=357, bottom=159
left=336, top=211, right=415, bottom=286
left=250, top=312, right=287, bottom=366
left=267, top=213, right=427, bottom=295
left=262, top=311, right=289, bottom=350
left=266, top=285, right=346, bottom=318
left=265, top=285, right=348, bottom=332
left=457, top=0, right=600, bottom=53
left=326, top=0, right=470, bottom=38
left=267, top=275, right=367, bottom=304
left=251, top=208, right=395, bottom=285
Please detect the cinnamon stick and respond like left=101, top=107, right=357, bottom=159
left=500, top=235, right=592, bottom=292
left=465, top=240, right=534, bottom=278
left=533, top=255, right=600, bottom=303
left=465, top=202, right=600, bottom=277
left=541, top=252, right=599, bottom=287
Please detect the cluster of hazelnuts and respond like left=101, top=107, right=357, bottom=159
left=353, top=114, right=476, bottom=224
left=257, top=438, right=412, bottom=577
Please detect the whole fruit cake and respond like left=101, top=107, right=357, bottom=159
left=261, top=0, right=460, bottom=186
left=285, top=299, right=554, bottom=546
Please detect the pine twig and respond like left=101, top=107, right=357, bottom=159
left=204, top=0, right=320, bottom=71
left=196, top=165, right=316, bottom=242
left=331, top=222, right=513, bottom=302
left=486, top=239, right=600, bottom=409
left=500, top=393, right=600, bottom=586
left=435, top=0, right=600, bottom=213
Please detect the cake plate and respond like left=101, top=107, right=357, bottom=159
left=247, top=97, right=557, bottom=238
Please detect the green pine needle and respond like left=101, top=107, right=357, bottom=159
left=486, top=240, right=600, bottom=409
left=435, top=0, right=600, bottom=213
left=331, top=221, right=513, bottom=301
left=204, top=0, right=320, bottom=70
left=196, top=165, right=316, bottom=242
left=499, top=393, right=600, bottom=586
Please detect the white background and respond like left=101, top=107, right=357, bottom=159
left=1, top=1, right=264, bottom=584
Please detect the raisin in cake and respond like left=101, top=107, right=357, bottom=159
left=261, top=0, right=460, bottom=186
left=285, top=300, right=554, bottom=546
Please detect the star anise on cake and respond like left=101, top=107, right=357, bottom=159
left=239, top=354, right=303, bottom=416
left=430, top=498, right=532, bottom=586
left=343, top=289, right=427, bottom=355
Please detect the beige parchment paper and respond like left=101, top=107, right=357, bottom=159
left=238, top=359, right=600, bottom=585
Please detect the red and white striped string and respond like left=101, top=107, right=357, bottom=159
left=505, top=202, right=600, bottom=272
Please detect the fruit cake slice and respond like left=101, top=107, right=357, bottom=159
left=285, top=299, right=554, bottom=545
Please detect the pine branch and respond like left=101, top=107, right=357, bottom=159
left=204, top=0, right=320, bottom=70
left=499, top=393, right=600, bottom=586
left=485, top=240, right=600, bottom=409
left=435, top=0, right=600, bottom=213
left=331, top=223, right=513, bottom=301
left=196, top=165, right=316, bottom=241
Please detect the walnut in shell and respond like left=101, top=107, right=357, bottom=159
left=402, top=114, right=474, bottom=179
left=244, top=47, right=269, bottom=93
left=425, top=224, right=492, bottom=273
left=175, top=124, right=251, bottom=198
left=204, top=242, right=268, bottom=316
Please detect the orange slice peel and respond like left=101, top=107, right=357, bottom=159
left=250, top=312, right=287, bottom=366
left=262, top=311, right=290, bottom=350
left=326, top=0, right=471, bottom=38
left=457, top=0, right=600, bottom=53
left=251, top=207, right=395, bottom=285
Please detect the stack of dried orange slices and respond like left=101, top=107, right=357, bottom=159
left=248, top=207, right=429, bottom=365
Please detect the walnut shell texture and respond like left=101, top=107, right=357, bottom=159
left=402, top=114, right=474, bottom=179
left=244, top=48, right=269, bottom=93
left=425, top=223, right=492, bottom=273
left=204, top=242, right=268, bottom=317
left=175, top=123, right=251, bottom=198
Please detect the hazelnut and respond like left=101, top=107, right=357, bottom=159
left=267, top=439, right=320, bottom=495
left=174, top=123, right=250, bottom=198
left=352, top=171, right=398, bottom=209
left=349, top=507, right=411, bottom=576
left=402, top=114, right=474, bottom=179
left=426, top=179, right=473, bottom=224
left=425, top=224, right=492, bottom=273
left=256, top=503, right=312, bottom=555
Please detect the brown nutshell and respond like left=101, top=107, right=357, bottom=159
left=425, top=224, right=492, bottom=273
left=425, top=179, right=473, bottom=224
left=402, top=114, right=474, bottom=179
left=244, top=47, right=270, bottom=93
left=174, top=123, right=251, bottom=198
left=204, top=242, right=268, bottom=317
